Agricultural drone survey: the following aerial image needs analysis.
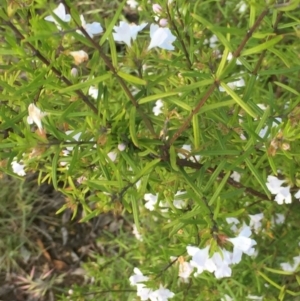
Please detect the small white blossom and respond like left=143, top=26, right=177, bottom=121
left=227, top=225, right=256, bottom=264
left=280, top=256, right=300, bottom=272
left=226, top=217, right=240, bottom=233
left=11, top=159, right=26, bottom=176
left=144, top=193, right=158, bottom=211
left=249, top=213, right=264, bottom=233
left=266, top=175, right=292, bottom=205
left=132, top=224, right=143, bottom=241
left=226, top=52, right=242, bottom=65
left=118, top=143, right=126, bottom=151
left=211, top=249, right=232, bottom=279
left=113, top=21, right=147, bottom=47
left=27, top=103, right=47, bottom=131
left=294, top=190, right=300, bottom=199
left=44, top=3, right=71, bottom=29
left=107, top=151, right=117, bottom=162
left=88, top=86, right=99, bottom=99
left=126, top=0, right=139, bottom=9
left=219, top=77, right=245, bottom=92
left=153, top=99, right=163, bottom=116
left=151, top=284, right=175, bottom=301
left=77, top=15, right=103, bottom=38
left=204, top=34, right=218, bottom=48
left=129, top=268, right=149, bottom=286
left=230, top=171, right=241, bottom=182
left=148, top=24, right=176, bottom=51
left=237, top=1, right=248, bottom=13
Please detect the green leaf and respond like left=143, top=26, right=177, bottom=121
left=59, top=74, right=111, bottom=93
left=274, top=81, right=299, bottom=96
left=129, top=107, right=139, bottom=147
left=132, top=159, right=161, bottom=182
left=241, top=35, right=283, bottom=56
left=245, top=158, right=271, bottom=198
left=51, top=147, right=60, bottom=190
left=131, top=194, right=141, bottom=231
left=139, top=92, right=178, bottom=104
left=219, top=82, right=257, bottom=118
left=209, top=171, right=231, bottom=205
left=117, top=71, right=146, bottom=85
left=170, top=145, right=179, bottom=171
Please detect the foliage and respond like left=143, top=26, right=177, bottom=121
left=1, top=0, right=300, bottom=300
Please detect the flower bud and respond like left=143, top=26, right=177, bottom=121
left=69, top=50, right=88, bottom=65
left=70, top=67, right=78, bottom=77
left=152, top=4, right=162, bottom=14
left=159, top=18, right=168, bottom=27
left=118, top=143, right=126, bottom=151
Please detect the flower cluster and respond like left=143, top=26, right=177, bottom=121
left=187, top=225, right=256, bottom=279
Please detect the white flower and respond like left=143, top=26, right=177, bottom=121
left=266, top=175, right=292, bottom=205
left=129, top=267, right=149, bottom=286
left=226, top=52, right=242, bottom=65
left=148, top=24, right=176, bottom=51
left=88, top=86, right=99, bottom=99
left=107, top=151, right=117, bottom=162
left=294, top=190, right=300, bottom=199
left=272, top=213, right=285, bottom=225
left=275, top=186, right=292, bottom=204
left=230, top=171, right=241, bottom=182
left=227, top=225, right=256, bottom=264
left=144, top=193, right=158, bottom=211
left=153, top=99, right=163, bottom=116
left=280, top=256, right=300, bottom=272
left=137, top=284, right=153, bottom=300
left=44, top=3, right=71, bottom=29
left=132, top=224, right=143, bottom=241
left=178, top=261, right=193, bottom=281
left=204, top=34, right=218, bottom=48
left=77, top=15, right=103, bottom=38
left=226, top=217, right=240, bottom=233
left=219, top=77, right=245, bottom=92
left=173, top=191, right=186, bottom=209
left=150, top=284, right=175, bottom=301
left=249, top=213, right=264, bottom=233
left=113, top=21, right=147, bottom=47
left=69, top=50, right=88, bottom=65
left=127, top=0, right=139, bottom=9
left=237, top=1, right=247, bottom=13
left=152, top=4, right=163, bottom=14
left=266, top=175, right=286, bottom=194
left=118, top=143, right=126, bottom=151
left=187, top=245, right=216, bottom=275
left=27, top=103, right=47, bottom=131
left=211, top=249, right=232, bottom=279
left=11, top=159, right=26, bottom=176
